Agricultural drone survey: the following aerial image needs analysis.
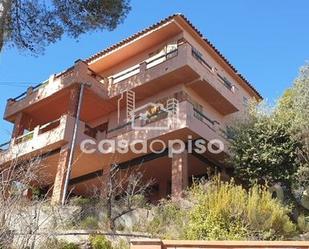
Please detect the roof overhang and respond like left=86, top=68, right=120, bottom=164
left=85, top=14, right=262, bottom=100
left=87, top=19, right=182, bottom=73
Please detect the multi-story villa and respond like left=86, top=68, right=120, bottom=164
left=0, top=14, right=262, bottom=204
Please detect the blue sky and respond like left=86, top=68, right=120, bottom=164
left=0, top=0, right=308, bottom=142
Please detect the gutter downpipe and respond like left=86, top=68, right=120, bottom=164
left=61, top=83, right=85, bottom=206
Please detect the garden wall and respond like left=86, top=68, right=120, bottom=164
left=130, top=239, right=309, bottom=249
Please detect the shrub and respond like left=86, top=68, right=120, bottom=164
left=113, top=239, right=129, bottom=249
left=70, top=196, right=94, bottom=207
left=79, top=216, right=99, bottom=230
left=185, top=178, right=296, bottom=240
left=145, top=199, right=186, bottom=239
left=61, top=242, right=79, bottom=249
left=297, top=214, right=309, bottom=233
left=40, top=239, right=79, bottom=249
left=89, top=235, right=112, bottom=249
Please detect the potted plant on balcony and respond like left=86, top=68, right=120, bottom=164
left=146, top=105, right=161, bottom=123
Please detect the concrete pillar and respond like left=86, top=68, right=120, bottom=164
left=67, top=84, right=81, bottom=117
left=51, top=84, right=81, bottom=205
left=51, top=146, right=70, bottom=205
left=11, top=112, right=27, bottom=139
left=171, top=148, right=188, bottom=198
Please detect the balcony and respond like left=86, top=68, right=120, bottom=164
left=0, top=115, right=75, bottom=166
left=105, top=42, right=241, bottom=115
left=105, top=100, right=229, bottom=154
left=4, top=61, right=109, bottom=122
left=105, top=42, right=197, bottom=99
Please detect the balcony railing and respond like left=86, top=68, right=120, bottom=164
left=11, top=79, right=49, bottom=102
left=193, top=108, right=218, bottom=132
left=0, top=115, right=73, bottom=165
left=192, top=107, right=229, bottom=143
left=190, top=46, right=236, bottom=93
left=106, top=40, right=237, bottom=97
left=109, top=64, right=141, bottom=84
left=10, top=65, right=77, bottom=103
left=0, top=141, right=10, bottom=152
left=15, top=131, right=35, bottom=144
left=191, top=46, right=213, bottom=71
left=38, top=118, right=61, bottom=135
left=108, top=47, right=178, bottom=85
left=217, top=73, right=234, bottom=92
left=14, top=117, right=62, bottom=145
left=145, top=48, right=178, bottom=69
left=106, top=95, right=223, bottom=141
left=8, top=62, right=106, bottom=106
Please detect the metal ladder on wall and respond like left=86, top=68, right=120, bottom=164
left=126, top=90, right=136, bottom=122
left=167, top=98, right=179, bottom=127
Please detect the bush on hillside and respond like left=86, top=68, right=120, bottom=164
left=40, top=239, right=79, bottom=249
left=185, top=179, right=296, bottom=240
left=145, top=199, right=187, bottom=239
left=79, top=216, right=99, bottom=230
left=89, top=235, right=112, bottom=249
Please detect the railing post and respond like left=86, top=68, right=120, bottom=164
left=48, top=74, right=55, bottom=84
left=26, top=87, right=33, bottom=96
left=33, top=125, right=40, bottom=139
left=139, top=61, right=147, bottom=72
left=74, top=59, right=88, bottom=76
left=10, top=138, right=15, bottom=147
left=60, top=114, right=67, bottom=126
left=7, top=98, right=15, bottom=105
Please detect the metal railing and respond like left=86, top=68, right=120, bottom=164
left=12, top=80, right=49, bottom=102
left=38, top=117, right=61, bottom=135
left=110, top=64, right=140, bottom=84
left=217, top=73, right=233, bottom=91
left=108, top=45, right=179, bottom=85
left=145, top=48, right=178, bottom=69
left=192, top=106, right=230, bottom=142
left=0, top=141, right=11, bottom=151
left=190, top=45, right=236, bottom=93
left=11, top=66, right=75, bottom=103
left=107, top=121, right=132, bottom=134
left=107, top=40, right=236, bottom=97
left=191, top=47, right=212, bottom=71
left=192, top=107, right=218, bottom=132
left=15, top=131, right=35, bottom=144
left=12, top=91, right=28, bottom=102
left=14, top=117, right=62, bottom=145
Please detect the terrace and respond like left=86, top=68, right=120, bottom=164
left=105, top=98, right=229, bottom=155
left=4, top=60, right=109, bottom=122
left=0, top=115, right=74, bottom=166
left=104, top=41, right=242, bottom=115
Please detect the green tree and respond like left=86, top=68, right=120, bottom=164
left=228, top=112, right=300, bottom=189
left=228, top=63, right=309, bottom=211
left=0, top=0, right=131, bottom=54
left=276, top=64, right=309, bottom=202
